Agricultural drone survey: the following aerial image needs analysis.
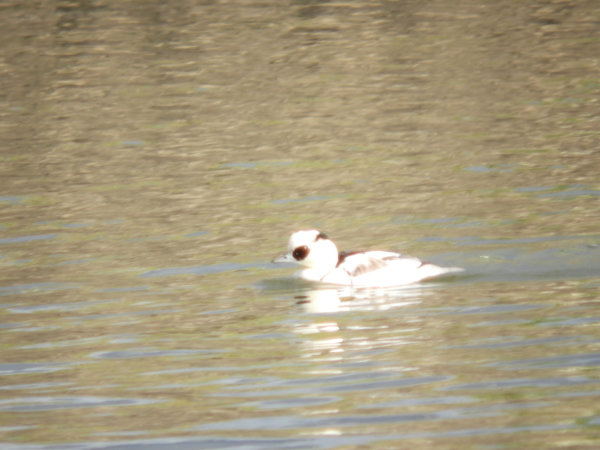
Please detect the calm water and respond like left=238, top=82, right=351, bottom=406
left=1, top=0, right=600, bottom=448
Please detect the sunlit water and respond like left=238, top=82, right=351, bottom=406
left=1, top=0, right=600, bottom=448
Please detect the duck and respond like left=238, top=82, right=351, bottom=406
left=272, top=230, right=463, bottom=287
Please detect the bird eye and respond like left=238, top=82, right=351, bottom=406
left=292, top=245, right=309, bottom=261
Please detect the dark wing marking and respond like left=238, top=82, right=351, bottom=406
left=350, top=257, right=388, bottom=277
left=337, top=252, right=390, bottom=277
left=337, top=251, right=361, bottom=267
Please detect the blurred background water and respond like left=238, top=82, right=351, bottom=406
left=1, top=0, right=600, bottom=448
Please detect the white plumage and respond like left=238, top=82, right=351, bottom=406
left=272, top=230, right=463, bottom=287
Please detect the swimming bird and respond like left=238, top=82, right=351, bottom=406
left=272, top=230, right=463, bottom=287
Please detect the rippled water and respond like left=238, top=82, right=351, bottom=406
left=2, top=0, right=600, bottom=448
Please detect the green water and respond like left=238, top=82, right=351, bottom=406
left=1, top=0, right=599, bottom=448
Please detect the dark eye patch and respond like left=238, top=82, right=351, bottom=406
left=292, top=245, right=309, bottom=261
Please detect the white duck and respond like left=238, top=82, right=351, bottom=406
left=272, top=230, right=463, bottom=287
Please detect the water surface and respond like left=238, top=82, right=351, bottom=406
left=1, top=0, right=599, bottom=448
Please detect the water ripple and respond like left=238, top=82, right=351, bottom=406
left=0, top=396, right=163, bottom=412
